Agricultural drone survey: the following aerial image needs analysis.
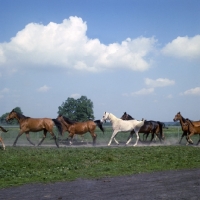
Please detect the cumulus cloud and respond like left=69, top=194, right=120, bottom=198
left=145, top=78, right=175, bottom=88
left=131, top=88, right=154, bottom=95
left=162, top=35, right=200, bottom=59
left=181, top=87, right=200, bottom=96
left=37, top=85, right=50, bottom=92
left=0, top=16, right=156, bottom=73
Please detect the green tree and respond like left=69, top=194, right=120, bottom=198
left=58, top=96, right=94, bottom=121
left=0, top=107, right=23, bottom=125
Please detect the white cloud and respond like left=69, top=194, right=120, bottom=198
left=70, top=93, right=81, bottom=99
left=0, top=16, right=156, bottom=73
left=166, top=94, right=173, bottom=99
left=181, top=87, right=200, bottom=96
left=162, top=35, right=200, bottom=59
left=145, top=78, right=175, bottom=88
left=37, top=85, right=50, bottom=92
left=131, top=88, right=154, bottom=95
left=0, top=88, right=9, bottom=93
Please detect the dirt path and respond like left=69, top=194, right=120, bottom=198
left=0, top=168, right=200, bottom=200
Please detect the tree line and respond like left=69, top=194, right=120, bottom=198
left=0, top=96, right=94, bottom=125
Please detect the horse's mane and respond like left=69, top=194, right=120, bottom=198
left=62, top=116, right=76, bottom=125
left=13, top=110, right=30, bottom=119
left=178, top=112, right=187, bottom=122
left=185, top=118, right=194, bottom=127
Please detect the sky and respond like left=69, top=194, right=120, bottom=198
left=0, top=0, right=200, bottom=122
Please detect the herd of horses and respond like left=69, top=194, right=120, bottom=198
left=0, top=109, right=200, bottom=150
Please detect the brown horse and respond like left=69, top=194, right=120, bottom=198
left=6, top=109, right=62, bottom=147
left=56, top=115, right=104, bottom=146
left=121, top=112, right=165, bottom=143
left=173, top=112, right=200, bottom=144
left=184, top=119, right=200, bottom=145
left=0, top=126, right=8, bottom=150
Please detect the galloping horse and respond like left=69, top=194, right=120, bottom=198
left=101, top=112, right=145, bottom=146
left=184, top=119, right=200, bottom=145
left=121, top=112, right=165, bottom=142
left=173, top=112, right=200, bottom=144
left=6, top=109, right=62, bottom=147
left=0, top=126, right=8, bottom=150
left=56, top=115, right=104, bottom=146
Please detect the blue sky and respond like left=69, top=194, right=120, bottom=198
left=0, top=0, right=200, bottom=122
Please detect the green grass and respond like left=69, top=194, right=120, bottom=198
left=0, top=145, right=200, bottom=188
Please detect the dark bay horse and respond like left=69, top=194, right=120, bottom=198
left=173, top=112, right=200, bottom=144
left=0, top=126, right=8, bottom=150
left=121, top=112, right=165, bottom=143
left=56, top=115, right=104, bottom=146
left=184, top=119, right=200, bottom=145
left=6, top=109, right=62, bottom=147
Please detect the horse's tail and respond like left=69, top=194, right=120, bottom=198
left=94, top=120, right=104, bottom=134
left=157, top=121, right=164, bottom=139
left=0, top=126, right=8, bottom=132
left=52, top=119, right=63, bottom=135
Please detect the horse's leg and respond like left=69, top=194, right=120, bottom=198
left=0, top=138, right=5, bottom=150
left=38, top=130, right=47, bottom=146
left=126, top=132, right=134, bottom=145
left=49, top=131, right=59, bottom=148
left=90, top=132, right=97, bottom=146
left=145, top=133, right=150, bottom=141
left=133, top=131, right=140, bottom=146
left=13, top=131, right=24, bottom=146
left=186, top=133, right=194, bottom=145
left=66, top=132, right=74, bottom=145
left=150, top=133, right=155, bottom=142
left=25, top=132, right=35, bottom=146
left=196, top=135, right=200, bottom=146
left=108, top=130, right=118, bottom=146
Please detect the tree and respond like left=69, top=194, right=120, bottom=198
left=0, top=107, right=23, bottom=125
left=58, top=96, right=94, bottom=121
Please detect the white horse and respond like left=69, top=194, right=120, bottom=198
left=101, top=112, right=145, bottom=146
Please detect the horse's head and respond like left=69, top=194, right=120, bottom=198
left=120, top=112, right=134, bottom=120
left=120, top=112, right=128, bottom=120
left=56, top=114, right=63, bottom=121
left=6, top=109, right=17, bottom=122
left=101, top=112, right=110, bottom=123
left=173, top=112, right=182, bottom=122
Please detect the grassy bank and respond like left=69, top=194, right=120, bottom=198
left=0, top=145, right=200, bottom=188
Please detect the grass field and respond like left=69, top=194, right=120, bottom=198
left=1, top=126, right=200, bottom=189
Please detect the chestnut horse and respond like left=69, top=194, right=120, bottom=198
left=184, top=119, right=200, bottom=145
left=121, top=112, right=165, bottom=143
left=6, top=109, right=62, bottom=147
left=173, top=112, right=200, bottom=144
left=56, top=115, right=104, bottom=146
left=0, top=126, right=8, bottom=150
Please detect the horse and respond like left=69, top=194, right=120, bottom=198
left=183, top=119, right=200, bottom=145
left=0, top=126, right=8, bottom=150
left=101, top=112, right=145, bottom=146
left=56, top=115, right=104, bottom=146
left=173, top=112, right=200, bottom=144
left=121, top=112, right=165, bottom=143
left=6, top=109, right=62, bottom=147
